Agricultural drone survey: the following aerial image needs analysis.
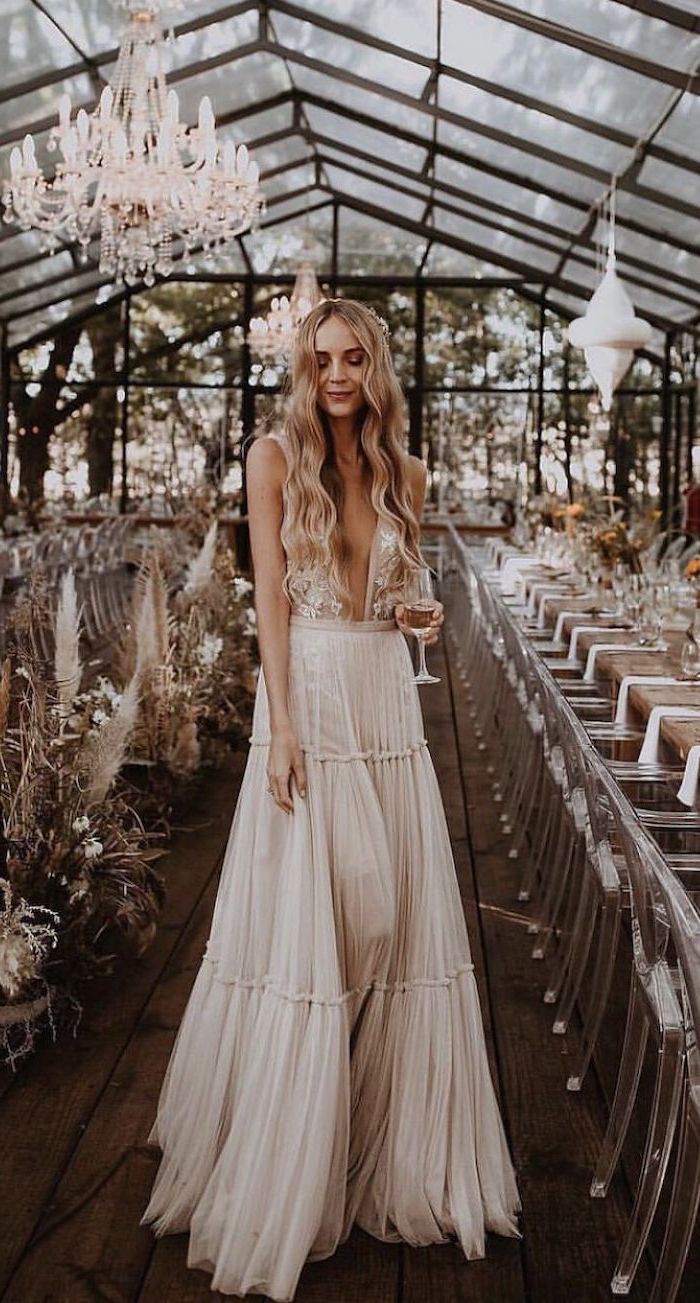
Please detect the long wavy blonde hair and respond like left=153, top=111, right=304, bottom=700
left=279, top=298, right=425, bottom=616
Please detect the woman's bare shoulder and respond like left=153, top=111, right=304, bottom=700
left=405, top=453, right=428, bottom=490
left=246, top=433, right=287, bottom=482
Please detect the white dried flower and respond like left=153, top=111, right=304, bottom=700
left=197, top=634, right=223, bottom=668
left=0, top=931, right=37, bottom=1001
left=83, top=838, right=103, bottom=861
left=233, top=576, right=253, bottom=597
left=91, top=708, right=109, bottom=728
left=15, top=666, right=30, bottom=680
left=72, top=815, right=90, bottom=834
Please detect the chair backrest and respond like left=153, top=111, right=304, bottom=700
left=601, top=769, right=672, bottom=973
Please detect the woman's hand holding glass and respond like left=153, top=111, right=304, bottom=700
left=395, top=566, right=443, bottom=684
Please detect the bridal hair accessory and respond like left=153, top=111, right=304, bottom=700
left=366, top=305, right=391, bottom=340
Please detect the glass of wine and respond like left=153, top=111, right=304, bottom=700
left=403, top=567, right=440, bottom=685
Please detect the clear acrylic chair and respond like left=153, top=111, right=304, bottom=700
left=591, top=776, right=685, bottom=1296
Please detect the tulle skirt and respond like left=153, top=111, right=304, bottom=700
left=141, top=614, right=521, bottom=1300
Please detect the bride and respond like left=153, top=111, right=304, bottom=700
left=141, top=298, right=521, bottom=1300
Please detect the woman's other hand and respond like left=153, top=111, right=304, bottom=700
left=267, top=727, right=307, bottom=814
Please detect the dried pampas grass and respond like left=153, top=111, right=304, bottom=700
left=85, top=674, right=141, bottom=806
left=183, top=520, right=218, bottom=597
left=54, top=569, right=82, bottom=716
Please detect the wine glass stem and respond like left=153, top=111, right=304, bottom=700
left=418, top=633, right=429, bottom=676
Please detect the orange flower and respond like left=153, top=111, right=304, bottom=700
left=565, top=502, right=585, bottom=518
left=685, top=557, right=700, bottom=578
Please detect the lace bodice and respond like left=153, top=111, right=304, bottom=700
left=267, top=432, right=405, bottom=623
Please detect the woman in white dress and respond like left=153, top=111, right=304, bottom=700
left=141, top=299, right=521, bottom=1299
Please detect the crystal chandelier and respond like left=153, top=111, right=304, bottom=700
left=248, top=259, right=324, bottom=361
left=2, top=1, right=264, bottom=287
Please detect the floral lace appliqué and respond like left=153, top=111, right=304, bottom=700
left=371, top=526, right=404, bottom=621
left=288, top=567, right=344, bottom=621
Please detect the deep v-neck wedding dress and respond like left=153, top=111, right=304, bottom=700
left=141, top=432, right=521, bottom=1300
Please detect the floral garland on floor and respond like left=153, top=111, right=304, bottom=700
left=0, top=524, right=258, bottom=1068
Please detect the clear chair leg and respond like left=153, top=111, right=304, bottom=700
left=591, top=981, right=648, bottom=1197
left=567, top=891, right=621, bottom=1091
left=648, top=1095, right=700, bottom=1303
left=531, top=817, right=576, bottom=960
left=548, top=865, right=596, bottom=1016
left=611, top=1023, right=684, bottom=1294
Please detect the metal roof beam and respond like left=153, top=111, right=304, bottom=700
left=321, top=185, right=673, bottom=331
left=610, top=0, right=700, bottom=33
left=297, top=90, right=700, bottom=259
left=454, top=0, right=700, bottom=93
left=314, top=141, right=700, bottom=310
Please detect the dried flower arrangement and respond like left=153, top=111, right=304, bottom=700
left=0, top=573, right=165, bottom=1067
left=112, top=523, right=258, bottom=816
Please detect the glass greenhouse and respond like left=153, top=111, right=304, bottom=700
left=1, top=0, right=699, bottom=522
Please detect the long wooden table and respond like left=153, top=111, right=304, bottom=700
left=528, top=581, right=700, bottom=762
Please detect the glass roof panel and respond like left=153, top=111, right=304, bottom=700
left=0, top=70, right=94, bottom=136
left=261, top=187, right=330, bottom=223
left=429, top=207, right=560, bottom=275
left=0, top=250, right=77, bottom=301
left=247, top=208, right=332, bottom=274
left=436, top=118, right=605, bottom=205
left=338, top=208, right=426, bottom=274
left=34, top=0, right=255, bottom=57
left=318, top=143, right=432, bottom=201
left=290, top=64, right=433, bottom=138
left=271, top=12, right=428, bottom=97
left=256, top=137, right=312, bottom=174
left=590, top=218, right=700, bottom=297
left=323, top=164, right=427, bottom=222
left=437, top=76, right=631, bottom=173
left=636, top=152, right=700, bottom=204
left=2, top=1, right=80, bottom=80
left=653, top=94, right=700, bottom=163
left=5, top=271, right=107, bottom=320
left=7, top=287, right=122, bottom=347
left=303, top=103, right=427, bottom=172
left=615, top=187, right=700, bottom=248
left=0, top=229, right=52, bottom=271
left=523, top=0, right=700, bottom=66
left=306, top=0, right=437, bottom=59
left=422, top=243, right=507, bottom=277
left=175, top=52, right=291, bottom=124
left=434, top=149, right=586, bottom=229
left=441, top=0, right=675, bottom=135
left=264, top=160, right=316, bottom=197
left=164, top=9, right=258, bottom=72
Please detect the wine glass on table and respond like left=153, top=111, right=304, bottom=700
left=403, top=566, right=441, bottom=685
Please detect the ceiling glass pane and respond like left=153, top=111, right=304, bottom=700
left=257, top=138, right=312, bottom=175
left=423, top=241, right=514, bottom=278
left=615, top=187, right=700, bottom=248
left=653, top=94, right=700, bottom=163
left=271, top=12, right=428, bottom=97
left=438, top=76, right=630, bottom=173
left=430, top=207, right=560, bottom=274
left=7, top=288, right=121, bottom=347
left=247, top=204, right=334, bottom=274
left=38, top=0, right=254, bottom=56
left=590, top=218, right=700, bottom=296
left=174, top=53, right=291, bottom=125
left=2, top=1, right=79, bottom=80
left=319, top=143, right=432, bottom=201
left=264, top=161, right=316, bottom=197
left=636, top=153, right=700, bottom=204
left=0, top=229, right=50, bottom=271
left=291, top=64, right=432, bottom=139
left=437, top=119, right=605, bottom=204
left=164, top=9, right=258, bottom=71
left=0, top=70, right=94, bottom=136
left=324, top=164, right=427, bottom=221
left=338, top=209, right=426, bottom=274
left=6, top=273, right=106, bottom=319
left=304, top=103, right=427, bottom=172
left=0, top=250, right=76, bottom=300
left=261, top=187, right=329, bottom=222
left=434, top=150, right=585, bottom=230
left=442, top=0, right=674, bottom=135
left=524, top=0, right=700, bottom=66
left=307, top=0, right=437, bottom=58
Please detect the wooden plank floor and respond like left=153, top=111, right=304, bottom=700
left=1, top=631, right=696, bottom=1302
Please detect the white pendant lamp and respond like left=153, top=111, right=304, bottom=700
left=567, top=184, right=651, bottom=411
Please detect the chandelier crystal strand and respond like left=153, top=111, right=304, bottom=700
left=3, top=2, right=264, bottom=288
left=248, top=259, right=324, bottom=361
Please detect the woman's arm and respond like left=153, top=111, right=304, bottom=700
left=246, top=437, right=306, bottom=812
